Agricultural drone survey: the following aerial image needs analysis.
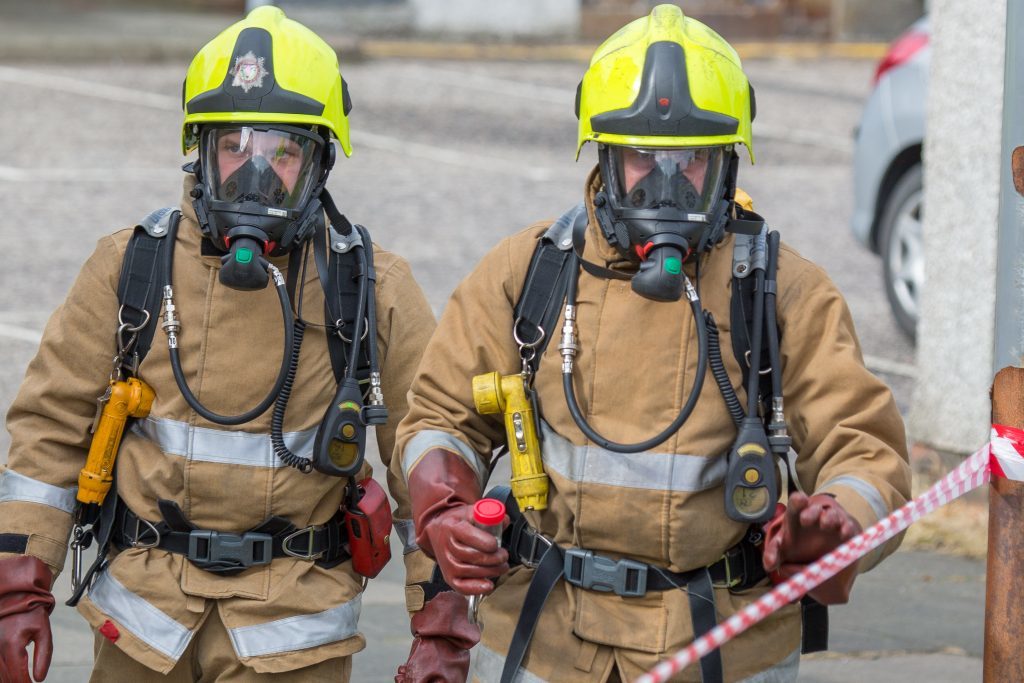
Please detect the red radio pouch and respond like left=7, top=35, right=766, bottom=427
left=345, top=478, right=393, bottom=578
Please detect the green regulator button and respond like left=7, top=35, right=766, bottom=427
left=664, top=257, right=682, bottom=274
left=235, top=247, right=254, bottom=264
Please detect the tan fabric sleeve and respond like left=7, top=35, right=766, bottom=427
left=371, top=251, right=441, bottom=607
left=391, top=227, right=546, bottom=610
left=776, top=246, right=912, bottom=571
left=394, top=230, right=543, bottom=487
left=2, top=233, right=126, bottom=573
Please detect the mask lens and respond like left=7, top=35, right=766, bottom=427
left=610, top=146, right=727, bottom=214
left=201, top=126, right=324, bottom=210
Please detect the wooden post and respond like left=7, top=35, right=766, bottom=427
left=984, top=366, right=1024, bottom=681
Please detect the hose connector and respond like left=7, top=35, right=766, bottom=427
left=684, top=275, right=699, bottom=303
left=558, top=304, right=578, bottom=374
left=767, top=396, right=792, bottom=457
left=267, top=263, right=285, bottom=288
left=368, top=371, right=385, bottom=407
left=770, top=397, right=787, bottom=436
left=161, top=285, right=180, bottom=349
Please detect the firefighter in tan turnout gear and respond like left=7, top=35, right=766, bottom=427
left=394, top=6, right=912, bottom=683
left=0, top=8, right=442, bottom=682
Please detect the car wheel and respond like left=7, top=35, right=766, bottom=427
left=879, top=163, right=923, bottom=342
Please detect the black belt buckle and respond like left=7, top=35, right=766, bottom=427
left=563, top=548, right=647, bottom=598
left=187, top=530, right=273, bottom=572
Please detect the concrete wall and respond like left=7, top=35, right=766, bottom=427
left=410, top=0, right=581, bottom=39
left=994, top=0, right=1024, bottom=374
left=909, top=0, right=1007, bottom=453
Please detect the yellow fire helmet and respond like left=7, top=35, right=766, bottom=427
left=181, top=6, right=352, bottom=157
left=575, top=4, right=755, bottom=162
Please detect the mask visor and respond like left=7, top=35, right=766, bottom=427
left=201, top=125, right=324, bottom=211
left=607, top=146, right=728, bottom=215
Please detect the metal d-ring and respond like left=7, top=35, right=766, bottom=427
left=117, top=306, right=151, bottom=334
left=513, top=317, right=545, bottom=351
left=337, top=317, right=369, bottom=343
left=281, top=526, right=325, bottom=561
left=744, top=349, right=773, bottom=376
left=115, top=307, right=151, bottom=359
left=129, top=516, right=162, bottom=549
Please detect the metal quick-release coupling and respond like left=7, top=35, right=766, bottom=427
left=369, top=371, right=385, bottom=406
left=161, top=285, right=180, bottom=349
left=558, top=304, right=578, bottom=374
left=770, top=397, right=787, bottom=435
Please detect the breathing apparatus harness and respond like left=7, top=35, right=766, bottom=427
left=518, top=195, right=789, bottom=514
left=501, top=197, right=826, bottom=683
left=65, top=184, right=391, bottom=606
left=168, top=142, right=386, bottom=477
left=556, top=150, right=768, bottom=457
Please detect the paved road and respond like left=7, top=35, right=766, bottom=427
left=0, top=42, right=978, bottom=683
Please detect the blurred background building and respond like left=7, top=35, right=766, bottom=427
left=73, top=0, right=926, bottom=42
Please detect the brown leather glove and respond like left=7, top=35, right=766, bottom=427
left=761, top=492, right=863, bottom=605
left=395, top=590, right=480, bottom=683
left=0, top=556, right=55, bottom=683
left=410, top=449, right=508, bottom=596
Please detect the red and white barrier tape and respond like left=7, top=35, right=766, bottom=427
left=636, top=425, right=1024, bottom=683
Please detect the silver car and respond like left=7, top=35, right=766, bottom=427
left=851, top=18, right=929, bottom=340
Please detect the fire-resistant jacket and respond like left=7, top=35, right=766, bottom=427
left=395, top=169, right=912, bottom=682
left=0, top=176, right=438, bottom=674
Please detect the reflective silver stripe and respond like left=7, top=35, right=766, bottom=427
left=89, top=571, right=192, bottom=660
left=227, top=596, right=362, bottom=658
left=130, top=417, right=316, bottom=469
left=394, top=517, right=419, bottom=554
left=472, top=643, right=548, bottom=683
left=540, top=423, right=727, bottom=492
left=818, top=475, right=889, bottom=523
left=402, top=430, right=487, bottom=484
left=818, top=475, right=891, bottom=566
left=0, top=469, right=77, bottom=513
left=738, top=648, right=800, bottom=683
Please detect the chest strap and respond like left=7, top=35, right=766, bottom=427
left=111, top=498, right=350, bottom=575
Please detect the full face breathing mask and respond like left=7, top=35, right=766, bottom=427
left=594, top=144, right=736, bottom=302
left=190, top=124, right=334, bottom=290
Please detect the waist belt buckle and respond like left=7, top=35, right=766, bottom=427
left=563, top=548, right=647, bottom=598
left=187, top=530, right=273, bottom=573
left=282, top=526, right=326, bottom=561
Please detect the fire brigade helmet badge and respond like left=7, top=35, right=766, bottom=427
left=230, top=51, right=269, bottom=93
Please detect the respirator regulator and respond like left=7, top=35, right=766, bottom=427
left=190, top=124, right=334, bottom=290
left=594, top=144, right=735, bottom=302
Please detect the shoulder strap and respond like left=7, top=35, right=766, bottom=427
left=116, top=208, right=177, bottom=374
left=512, top=204, right=582, bottom=374
left=729, top=220, right=774, bottom=411
left=314, top=217, right=372, bottom=384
